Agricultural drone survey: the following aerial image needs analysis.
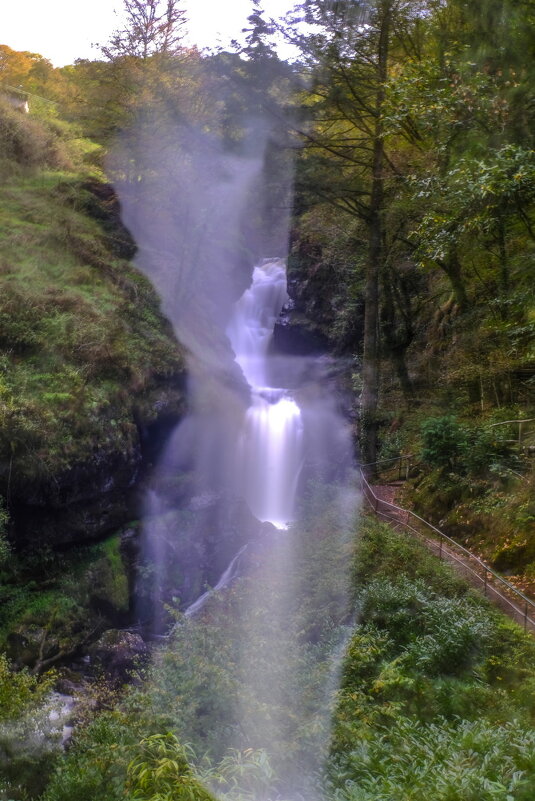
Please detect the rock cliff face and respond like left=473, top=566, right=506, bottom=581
left=10, top=383, right=185, bottom=547
left=136, top=493, right=273, bottom=628
left=279, top=242, right=364, bottom=355
left=273, top=296, right=330, bottom=356
left=0, top=177, right=188, bottom=547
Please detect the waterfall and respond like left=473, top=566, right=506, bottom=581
left=228, top=259, right=304, bottom=529
left=110, top=101, right=359, bottom=799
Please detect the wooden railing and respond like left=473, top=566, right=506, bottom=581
left=359, top=468, right=535, bottom=635
left=487, top=418, right=535, bottom=452
left=360, top=453, right=415, bottom=480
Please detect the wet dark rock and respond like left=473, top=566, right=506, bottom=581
left=138, top=494, right=269, bottom=628
left=278, top=265, right=363, bottom=354
left=89, top=629, right=149, bottom=681
left=55, top=677, right=84, bottom=696
left=12, top=475, right=137, bottom=549
left=81, top=180, right=137, bottom=260
left=273, top=305, right=330, bottom=356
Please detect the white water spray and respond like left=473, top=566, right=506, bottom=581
left=228, top=260, right=304, bottom=528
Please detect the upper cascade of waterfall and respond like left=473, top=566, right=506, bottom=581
left=227, top=259, right=289, bottom=389
left=226, top=259, right=303, bottom=529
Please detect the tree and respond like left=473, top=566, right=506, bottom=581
left=0, top=45, right=57, bottom=97
left=287, top=0, right=425, bottom=464
left=74, top=0, right=194, bottom=141
left=102, top=0, right=188, bottom=61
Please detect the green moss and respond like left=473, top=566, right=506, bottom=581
left=87, top=535, right=130, bottom=615
left=0, top=531, right=131, bottom=670
left=0, top=170, right=185, bottom=488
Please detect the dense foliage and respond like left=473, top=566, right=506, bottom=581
left=280, top=0, right=535, bottom=585
left=12, top=513, right=533, bottom=801
left=329, top=517, right=535, bottom=801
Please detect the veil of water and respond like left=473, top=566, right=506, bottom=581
left=228, top=259, right=304, bottom=528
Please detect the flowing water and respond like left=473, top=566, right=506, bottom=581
left=227, top=259, right=304, bottom=529
left=217, top=259, right=357, bottom=796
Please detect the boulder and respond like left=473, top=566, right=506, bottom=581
left=89, top=629, right=149, bottom=681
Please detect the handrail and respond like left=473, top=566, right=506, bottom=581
left=360, top=453, right=415, bottom=468
left=488, top=418, right=535, bottom=428
left=359, top=467, right=535, bottom=634
left=487, top=418, right=535, bottom=449
left=1, top=83, right=57, bottom=106
left=361, top=453, right=416, bottom=481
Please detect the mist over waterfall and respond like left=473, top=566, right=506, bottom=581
left=110, top=67, right=359, bottom=799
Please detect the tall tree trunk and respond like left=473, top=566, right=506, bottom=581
left=442, top=249, right=468, bottom=311
left=360, top=1, right=391, bottom=469
left=498, top=215, right=509, bottom=294
left=381, top=267, right=415, bottom=404
left=392, top=347, right=415, bottom=402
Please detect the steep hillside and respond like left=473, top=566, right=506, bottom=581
left=0, top=103, right=186, bottom=546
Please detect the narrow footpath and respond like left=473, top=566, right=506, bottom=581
left=365, top=478, right=535, bottom=636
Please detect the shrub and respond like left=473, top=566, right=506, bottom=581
left=0, top=653, right=52, bottom=720
left=421, top=415, right=468, bottom=470
left=42, top=711, right=139, bottom=801
left=421, top=415, right=515, bottom=476
left=126, top=734, right=216, bottom=801
left=0, top=102, right=72, bottom=173
left=352, top=516, right=468, bottom=598
left=328, top=717, right=535, bottom=801
left=357, top=577, right=493, bottom=676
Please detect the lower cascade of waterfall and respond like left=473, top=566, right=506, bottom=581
left=228, top=259, right=304, bottom=529
left=138, top=256, right=354, bottom=628
left=184, top=544, right=248, bottom=618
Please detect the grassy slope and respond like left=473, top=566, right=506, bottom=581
left=0, top=106, right=187, bottom=710
left=0, top=105, right=186, bottom=497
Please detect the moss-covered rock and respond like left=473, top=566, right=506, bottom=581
left=1, top=531, right=133, bottom=672
left=88, top=629, right=148, bottom=682
left=86, top=534, right=130, bottom=618
left=0, top=168, right=187, bottom=545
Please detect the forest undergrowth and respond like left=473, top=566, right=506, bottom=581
left=3, top=505, right=535, bottom=801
